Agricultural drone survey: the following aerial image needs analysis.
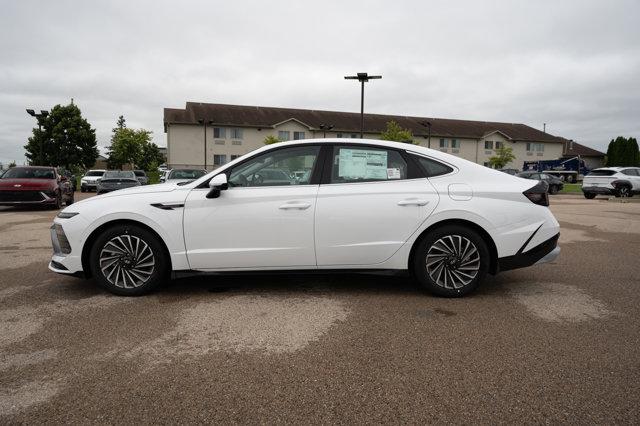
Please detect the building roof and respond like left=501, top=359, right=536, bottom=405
left=164, top=102, right=566, bottom=143
left=561, top=139, right=605, bottom=157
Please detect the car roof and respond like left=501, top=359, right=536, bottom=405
left=87, top=169, right=106, bottom=172
left=593, top=167, right=639, bottom=171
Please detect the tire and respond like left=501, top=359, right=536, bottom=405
left=617, top=185, right=631, bottom=198
left=66, top=193, right=74, bottom=206
left=50, top=193, right=62, bottom=210
left=584, top=192, right=596, bottom=199
left=81, top=186, right=86, bottom=193
left=89, top=224, right=169, bottom=296
left=549, top=185, right=558, bottom=195
left=568, top=175, right=576, bottom=183
left=412, top=225, right=490, bottom=297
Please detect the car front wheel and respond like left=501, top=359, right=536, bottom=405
left=413, top=225, right=490, bottom=297
left=584, top=192, right=596, bottom=199
left=89, top=224, right=168, bottom=296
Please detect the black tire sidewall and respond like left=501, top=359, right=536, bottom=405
left=584, top=193, right=596, bottom=199
left=89, top=224, right=168, bottom=296
left=413, top=225, right=490, bottom=297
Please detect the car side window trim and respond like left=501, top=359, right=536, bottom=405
left=408, top=152, right=458, bottom=178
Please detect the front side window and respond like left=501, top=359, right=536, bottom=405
left=214, top=154, right=227, bottom=165
left=330, top=146, right=407, bottom=184
left=214, top=127, right=226, bottom=138
left=485, top=141, right=494, bottom=150
left=230, top=128, right=243, bottom=139
left=278, top=130, right=290, bottom=141
left=293, top=131, right=305, bottom=140
left=228, top=145, right=320, bottom=187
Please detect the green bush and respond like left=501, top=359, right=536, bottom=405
left=147, top=170, right=160, bottom=184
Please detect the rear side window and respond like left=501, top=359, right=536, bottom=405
left=622, top=169, right=639, bottom=176
left=413, top=156, right=454, bottom=177
left=330, top=146, right=408, bottom=183
left=587, top=170, right=616, bottom=177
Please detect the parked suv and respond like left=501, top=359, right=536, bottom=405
left=133, top=170, right=149, bottom=185
left=80, top=170, right=105, bottom=192
left=582, top=167, right=640, bottom=199
left=517, top=171, right=564, bottom=194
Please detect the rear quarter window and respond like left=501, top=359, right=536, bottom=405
left=413, top=156, right=454, bottom=177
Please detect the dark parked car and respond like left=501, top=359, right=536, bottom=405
left=0, top=166, right=74, bottom=208
left=96, top=170, right=141, bottom=194
left=134, top=170, right=149, bottom=185
left=498, top=168, right=519, bottom=175
left=517, top=171, right=564, bottom=194
left=164, top=168, right=207, bottom=183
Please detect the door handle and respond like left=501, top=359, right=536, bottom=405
left=279, top=202, right=311, bottom=210
left=397, top=199, right=429, bottom=206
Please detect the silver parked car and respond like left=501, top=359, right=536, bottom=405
left=133, top=170, right=149, bottom=185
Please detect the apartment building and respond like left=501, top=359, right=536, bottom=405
left=164, top=102, right=567, bottom=170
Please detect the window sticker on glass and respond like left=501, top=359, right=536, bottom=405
left=387, top=168, right=401, bottom=179
left=338, top=148, right=388, bottom=180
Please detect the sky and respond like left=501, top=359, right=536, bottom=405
left=1, top=0, right=639, bottom=165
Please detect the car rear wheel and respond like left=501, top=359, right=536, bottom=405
left=413, top=225, right=490, bottom=297
left=89, top=224, right=169, bottom=296
left=584, top=192, right=596, bottom=199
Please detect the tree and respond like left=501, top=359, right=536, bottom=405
left=264, top=135, right=280, bottom=145
left=24, top=102, right=99, bottom=169
left=606, top=136, right=640, bottom=166
left=489, top=146, right=516, bottom=169
left=108, top=128, right=152, bottom=169
left=8, top=161, right=16, bottom=168
left=380, top=121, right=413, bottom=143
left=138, top=141, right=166, bottom=171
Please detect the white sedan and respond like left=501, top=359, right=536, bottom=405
left=49, top=139, right=560, bottom=297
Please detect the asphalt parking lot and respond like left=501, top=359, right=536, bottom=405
left=1, top=193, right=639, bottom=423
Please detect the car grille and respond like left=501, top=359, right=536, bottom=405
left=0, top=191, right=46, bottom=202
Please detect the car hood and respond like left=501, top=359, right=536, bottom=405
left=0, top=178, right=55, bottom=190
left=73, top=182, right=182, bottom=206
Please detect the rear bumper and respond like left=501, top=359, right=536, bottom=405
left=498, top=233, right=560, bottom=272
left=582, top=186, right=615, bottom=195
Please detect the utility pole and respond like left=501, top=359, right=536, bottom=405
left=198, top=119, right=209, bottom=170
left=26, top=109, right=49, bottom=165
left=421, top=121, right=432, bottom=148
left=344, top=72, right=382, bottom=138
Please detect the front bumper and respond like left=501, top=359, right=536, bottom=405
left=582, top=186, right=615, bottom=195
left=81, top=181, right=98, bottom=188
left=498, top=233, right=560, bottom=272
left=0, top=190, right=57, bottom=206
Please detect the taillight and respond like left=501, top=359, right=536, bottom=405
left=523, top=181, right=549, bottom=206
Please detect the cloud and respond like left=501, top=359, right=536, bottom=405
left=1, top=0, right=639, bottom=164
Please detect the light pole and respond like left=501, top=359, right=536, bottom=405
left=420, top=121, right=432, bottom=149
left=344, top=72, right=382, bottom=138
left=319, top=124, right=334, bottom=138
left=26, top=109, right=49, bottom=165
left=198, top=119, right=213, bottom=170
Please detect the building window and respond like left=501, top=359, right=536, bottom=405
left=213, top=155, right=227, bottom=166
left=230, top=128, right=243, bottom=139
left=439, top=138, right=449, bottom=148
left=484, top=140, right=493, bottom=150
left=350, top=133, right=358, bottom=139
left=293, top=131, right=305, bottom=140
left=213, top=127, right=226, bottom=138
left=336, top=133, right=343, bottom=138
left=495, top=141, right=504, bottom=149
left=451, top=139, right=460, bottom=149
left=278, top=131, right=290, bottom=141
left=232, top=140, right=242, bottom=145
left=214, top=140, right=225, bottom=145
left=230, top=155, right=241, bottom=161
left=526, top=142, right=544, bottom=152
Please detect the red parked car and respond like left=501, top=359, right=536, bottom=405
left=0, top=166, right=74, bottom=209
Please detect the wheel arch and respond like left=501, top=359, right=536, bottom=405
left=81, top=219, right=172, bottom=278
left=408, top=218, right=499, bottom=275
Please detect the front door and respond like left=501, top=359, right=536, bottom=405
left=183, top=145, right=322, bottom=270
left=315, top=145, right=439, bottom=266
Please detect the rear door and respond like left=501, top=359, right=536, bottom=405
left=314, top=144, right=440, bottom=266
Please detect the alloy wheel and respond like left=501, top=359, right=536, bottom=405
left=425, top=235, right=481, bottom=289
left=99, top=235, right=155, bottom=288
left=619, top=187, right=630, bottom=197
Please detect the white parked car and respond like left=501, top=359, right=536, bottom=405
left=80, top=169, right=105, bottom=192
left=50, top=139, right=560, bottom=297
left=581, top=167, right=640, bottom=199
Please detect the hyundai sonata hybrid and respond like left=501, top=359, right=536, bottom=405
left=49, top=139, right=560, bottom=297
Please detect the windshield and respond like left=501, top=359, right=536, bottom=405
left=2, top=167, right=55, bottom=179
left=102, top=171, right=136, bottom=180
left=85, top=171, right=104, bottom=177
left=168, top=169, right=206, bottom=180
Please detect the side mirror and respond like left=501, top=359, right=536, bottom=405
left=207, top=174, right=228, bottom=199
